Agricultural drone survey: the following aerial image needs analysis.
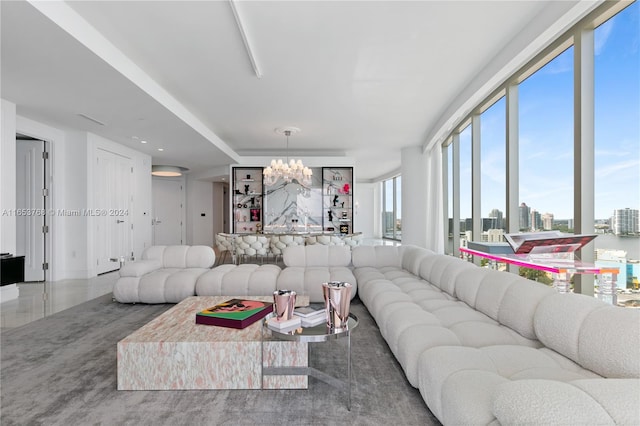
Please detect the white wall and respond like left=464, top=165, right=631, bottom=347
left=212, top=182, right=227, bottom=234
left=401, top=146, right=428, bottom=247
left=353, top=182, right=375, bottom=239
left=186, top=177, right=214, bottom=247
left=0, top=100, right=17, bottom=255
left=61, top=131, right=88, bottom=278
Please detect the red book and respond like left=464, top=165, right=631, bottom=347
left=195, top=299, right=273, bottom=329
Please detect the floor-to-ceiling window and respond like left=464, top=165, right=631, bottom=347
left=594, top=1, right=640, bottom=300
left=519, top=47, right=574, bottom=233
left=382, top=175, right=402, bottom=240
left=480, top=97, right=506, bottom=240
left=440, top=1, right=638, bottom=306
left=459, top=126, right=472, bottom=247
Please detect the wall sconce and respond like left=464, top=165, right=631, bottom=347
left=151, top=165, right=188, bottom=177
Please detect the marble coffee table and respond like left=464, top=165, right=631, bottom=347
left=117, top=295, right=309, bottom=390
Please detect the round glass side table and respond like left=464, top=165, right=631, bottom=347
left=261, top=313, right=358, bottom=410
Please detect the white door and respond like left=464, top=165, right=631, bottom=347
left=152, top=178, right=183, bottom=245
left=95, top=148, right=133, bottom=274
left=16, top=139, right=46, bottom=281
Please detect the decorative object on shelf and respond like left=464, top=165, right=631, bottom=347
left=333, top=195, right=339, bottom=206
left=246, top=174, right=251, bottom=179
left=328, top=210, right=333, bottom=222
left=263, top=127, right=312, bottom=186
left=341, top=211, right=348, bottom=219
left=244, top=184, right=250, bottom=195
left=340, top=224, right=349, bottom=234
left=322, top=281, right=352, bottom=332
left=341, top=183, right=350, bottom=194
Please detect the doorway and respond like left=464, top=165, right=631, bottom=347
left=152, top=177, right=184, bottom=245
left=94, top=148, right=133, bottom=275
left=16, top=135, right=47, bottom=282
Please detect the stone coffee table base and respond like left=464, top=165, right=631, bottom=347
left=117, top=296, right=309, bottom=390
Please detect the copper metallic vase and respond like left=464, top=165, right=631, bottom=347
left=273, top=290, right=296, bottom=321
left=322, top=281, right=352, bottom=331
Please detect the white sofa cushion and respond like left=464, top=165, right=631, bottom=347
left=399, top=245, right=435, bottom=276
left=118, top=260, right=162, bottom=277
left=161, top=246, right=190, bottom=268
left=533, top=293, right=608, bottom=370
left=283, top=244, right=351, bottom=267
left=351, top=245, right=402, bottom=269
left=418, top=344, right=603, bottom=423
left=498, top=278, right=555, bottom=340
left=277, top=266, right=356, bottom=303
left=185, top=245, right=217, bottom=268
left=195, top=264, right=281, bottom=297
left=140, top=245, right=215, bottom=269
left=492, top=379, right=638, bottom=425
left=578, top=303, right=640, bottom=378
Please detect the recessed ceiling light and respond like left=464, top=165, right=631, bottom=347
left=158, top=148, right=164, bottom=151
left=141, top=140, right=147, bottom=144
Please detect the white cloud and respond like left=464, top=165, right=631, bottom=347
left=595, top=18, right=615, bottom=56
left=596, top=159, right=640, bottom=178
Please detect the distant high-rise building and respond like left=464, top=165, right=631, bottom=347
left=612, top=208, right=639, bottom=235
left=529, top=209, right=542, bottom=231
left=488, top=208, right=504, bottom=230
left=541, top=212, right=554, bottom=230
left=519, top=202, right=530, bottom=230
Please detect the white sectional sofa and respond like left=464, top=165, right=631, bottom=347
left=351, top=244, right=640, bottom=425
left=113, top=243, right=639, bottom=424
left=195, top=245, right=356, bottom=303
left=113, top=245, right=215, bottom=303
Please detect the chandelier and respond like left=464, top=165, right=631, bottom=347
left=263, top=127, right=312, bottom=186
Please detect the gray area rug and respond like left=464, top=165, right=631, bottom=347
left=1, top=294, right=440, bottom=425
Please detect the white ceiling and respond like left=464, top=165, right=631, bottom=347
left=1, top=0, right=593, bottom=181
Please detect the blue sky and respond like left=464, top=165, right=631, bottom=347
left=460, top=2, right=639, bottom=221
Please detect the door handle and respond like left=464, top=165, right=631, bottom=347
left=116, top=220, right=125, bottom=224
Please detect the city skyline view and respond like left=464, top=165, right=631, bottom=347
left=459, top=2, right=639, bottom=221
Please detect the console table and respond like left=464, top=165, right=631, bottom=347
left=459, top=247, right=619, bottom=304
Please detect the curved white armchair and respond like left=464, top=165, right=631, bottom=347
left=269, top=234, right=305, bottom=262
left=305, top=234, right=345, bottom=246
left=214, top=233, right=236, bottom=265
left=235, top=234, right=270, bottom=263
